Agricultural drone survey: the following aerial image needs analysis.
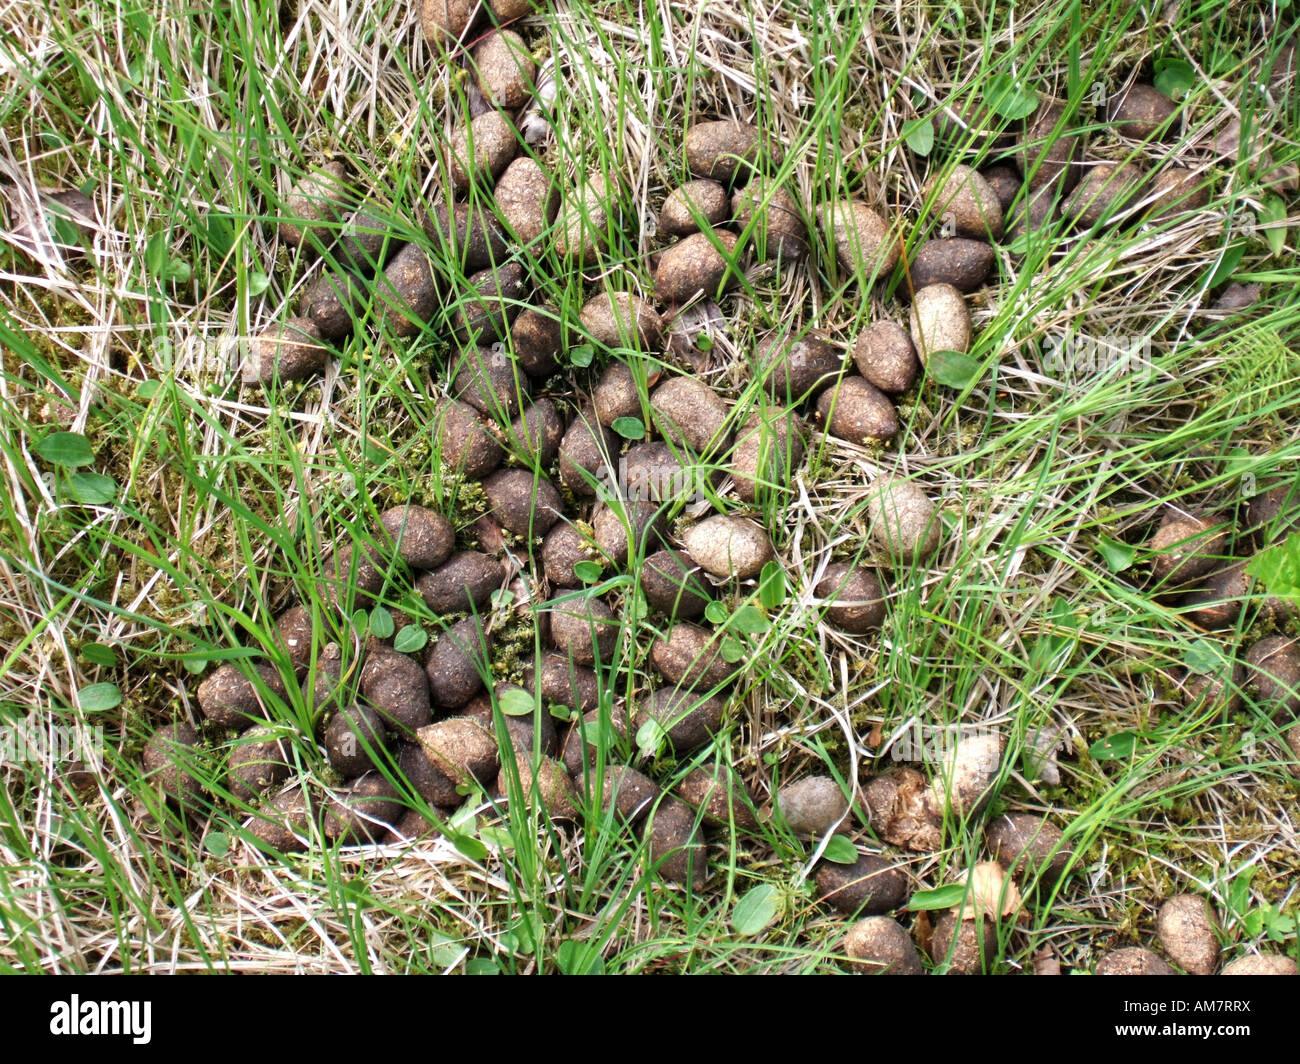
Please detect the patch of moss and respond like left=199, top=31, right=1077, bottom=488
left=490, top=605, right=540, bottom=687
left=0, top=273, right=97, bottom=389
left=443, top=477, right=489, bottom=539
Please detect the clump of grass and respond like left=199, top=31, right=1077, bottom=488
left=0, top=0, right=1297, bottom=974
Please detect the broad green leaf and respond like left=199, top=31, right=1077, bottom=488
left=449, top=803, right=477, bottom=834
left=65, top=472, right=118, bottom=504
left=573, top=560, right=603, bottom=583
left=1246, top=533, right=1300, bottom=601
left=368, top=606, right=395, bottom=640
left=504, top=915, right=542, bottom=954
left=821, top=835, right=858, bottom=865
left=732, top=883, right=781, bottom=935
left=79, top=643, right=117, bottom=668
left=902, top=117, right=935, bottom=156
left=429, top=931, right=466, bottom=969
left=908, top=883, right=969, bottom=910
left=1049, top=595, right=1078, bottom=627
left=624, top=589, right=647, bottom=625
left=393, top=625, right=428, bottom=653
left=729, top=604, right=769, bottom=635
left=1096, top=535, right=1136, bottom=573
left=1204, top=241, right=1246, bottom=289
left=205, top=213, right=234, bottom=259
left=1264, top=908, right=1299, bottom=943
left=926, top=350, right=982, bottom=389
left=144, top=231, right=169, bottom=277
left=554, top=940, right=605, bottom=975
left=77, top=682, right=121, bottom=713
left=636, top=718, right=667, bottom=758
left=478, top=824, right=514, bottom=850
left=465, top=957, right=499, bottom=975
left=136, top=379, right=163, bottom=400
left=1223, top=446, right=1254, bottom=478
left=1260, top=194, right=1287, bottom=258
left=570, top=344, right=594, bottom=368
left=247, top=271, right=272, bottom=296
left=1007, top=231, right=1035, bottom=257
left=720, top=636, right=745, bottom=663
left=758, top=561, right=787, bottom=609
left=1153, top=59, right=1196, bottom=101
left=1090, top=731, right=1138, bottom=761
left=144, top=225, right=192, bottom=283
left=205, top=831, right=231, bottom=857
left=984, top=74, right=1040, bottom=119
left=35, top=431, right=94, bottom=467
left=498, top=687, right=536, bottom=717
left=704, top=600, right=729, bottom=624
left=49, top=211, right=81, bottom=246
left=1184, top=637, right=1228, bottom=676
left=611, top=416, right=645, bottom=440
left=1228, top=867, right=1254, bottom=916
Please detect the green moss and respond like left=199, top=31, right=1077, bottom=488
left=0, top=273, right=97, bottom=381
left=490, top=604, right=540, bottom=686
left=444, top=477, right=489, bottom=536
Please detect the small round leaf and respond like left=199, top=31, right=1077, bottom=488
left=498, top=688, right=536, bottom=717
left=821, top=834, right=859, bottom=865
left=393, top=625, right=428, bottom=653
left=369, top=607, right=395, bottom=640
left=611, top=416, right=645, bottom=440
